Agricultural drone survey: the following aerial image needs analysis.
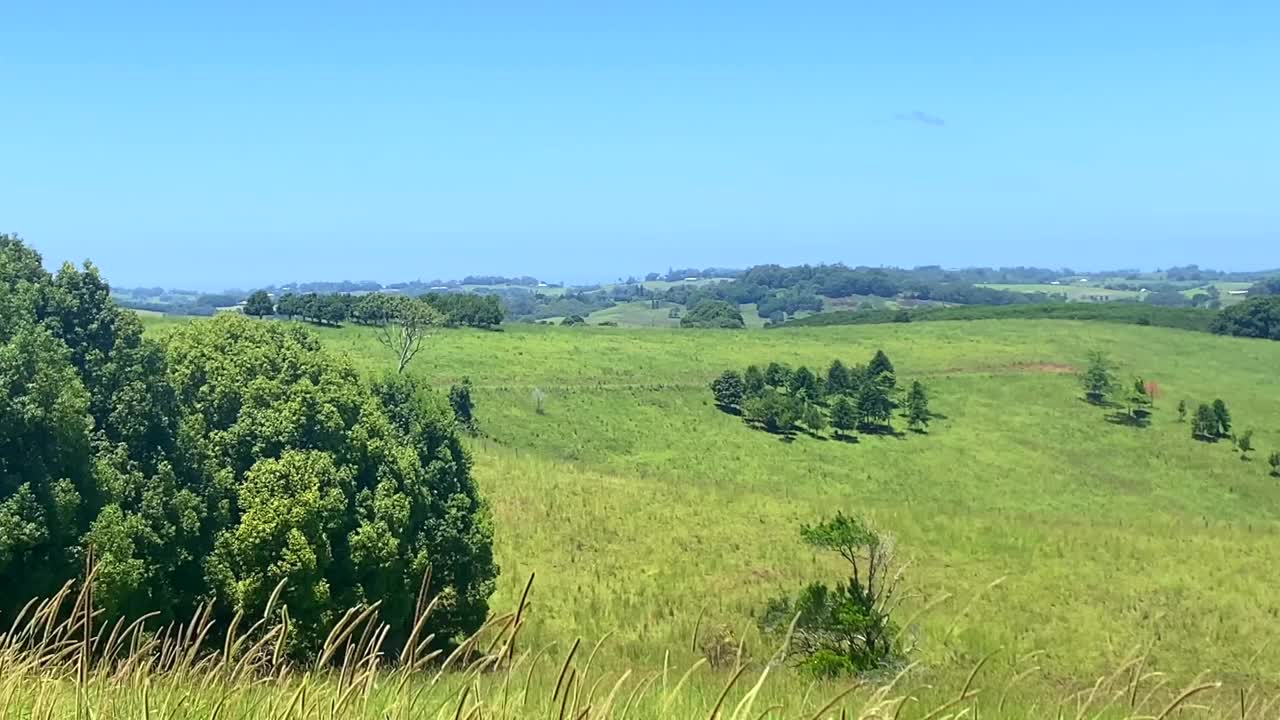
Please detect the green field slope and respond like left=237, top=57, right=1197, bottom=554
left=140, top=316, right=1280, bottom=708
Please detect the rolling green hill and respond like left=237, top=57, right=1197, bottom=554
left=140, top=315, right=1280, bottom=709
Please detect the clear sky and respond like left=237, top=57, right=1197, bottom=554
left=4, top=2, right=1278, bottom=289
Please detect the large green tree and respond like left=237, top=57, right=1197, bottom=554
left=244, top=290, right=275, bottom=318
left=0, top=236, right=497, bottom=660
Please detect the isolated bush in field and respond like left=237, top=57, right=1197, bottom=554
left=560, top=314, right=586, bottom=326
left=761, top=513, right=905, bottom=676
left=699, top=623, right=745, bottom=670
left=1213, top=399, right=1232, bottom=437
left=1192, top=403, right=1219, bottom=441
left=1269, top=451, right=1280, bottom=476
left=449, top=377, right=477, bottom=432
left=1080, top=351, right=1116, bottom=404
left=904, top=380, right=930, bottom=431
left=1236, top=429, right=1254, bottom=460
left=1177, top=399, right=1188, bottom=422
left=710, top=369, right=745, bottom=410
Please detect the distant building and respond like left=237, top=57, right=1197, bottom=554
left=683, top=277, right=698, bottom=281
left=1228, top=289, right=1249, bottom=295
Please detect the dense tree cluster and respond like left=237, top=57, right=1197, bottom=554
left=681, top=300, right=745, bottom=329
left=1210, top=296, right=1280, bottom=340
left=0, top=236, right=497, bottom=659
left=662, top=263, right=1050, bottom=322
left=711, top=350, right=930, bottom=438
left=271, top=291, right=503, bottom=329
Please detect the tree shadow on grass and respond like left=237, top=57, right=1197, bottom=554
left=1080, top=396, right=1122, bottom=410
left=716, top=404, right=743, bottom=417
left=795, top=427, right=829, bottom=441
left=857, top=423, right=906, bottom=439
left=1105, top=411, right=1151, bottom=428
left=831, top=433, right=860, bottom=444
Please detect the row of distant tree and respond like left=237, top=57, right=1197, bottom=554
left=244, top=290, right=504, bottom=329
left=711, top=351, right=930, bottom=438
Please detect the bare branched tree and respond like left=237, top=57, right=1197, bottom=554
left=377, top=297, right=442, bottom=374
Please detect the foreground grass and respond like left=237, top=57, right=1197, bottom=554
left=135, top=317, right=1280, bottom=705
left=1, top=575, right=1267, bottom=719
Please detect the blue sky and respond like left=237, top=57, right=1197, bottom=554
left=3, top=2, right=1278, bottom=288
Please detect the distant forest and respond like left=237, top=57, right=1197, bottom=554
left=113, top=262, right=1280, bottom=326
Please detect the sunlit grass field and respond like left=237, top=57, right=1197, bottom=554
left=133, top=315, right=1280, bottom=715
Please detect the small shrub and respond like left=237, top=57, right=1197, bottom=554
left=532, top=388, right=547, bottom=414
left=1269, top=451, right=1280, bottom=477
left=699, top=624, right=745, bottom=670
left=760, top=513, right=906, bottom=676
left=448, top=377, right=476, bottom=433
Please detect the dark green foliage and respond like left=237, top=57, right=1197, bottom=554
left=743, top=390, right=801, bottom=434
left=1236, top=429, right=1254, bottom=459
left=867, top=350, right=896, bottom=391
left=764, top=362, right=792, bottom=389
left=788, top=366, right=819, bottom=401
left=856, top=382, right=893, bottom=431
left=824, top=359, right=851, bottom=397
left=680, top=299, right=745, bottom=329
left=1192, top=404, right=1219, bottom=441
left=422, top=293, right=504, bottom=328
left=829, top=397, right=858, bottom=438
left=1126, top=378, right=1153, bottom=420
left=243, top=290, right=274, bottom=318
left=742, top=365, right=766, bottom=398
left=1248, top=276, right=1280, bottom=297
left=449, top=377, right=477, bottom=432
left=1177, top=399, right=1188, bottom=422
left=1210, top=296, right=1280, bottom=340
left=1269, top=452, right=1280, bottom=477
left=0, top=236, right=497, bottom=661
left=801, top=403, right=827, bottom=434
left=710, top=370, right=746, bottom=410
left=1212, top=399, right=1232, bottom=437
left=760, top=513, right=904, bottom=676
left=1080, top=351, right=1116, bottom=405
left=182, top=319, right=497, bottom=656
left=782, top=303, right=1218, bottom=333
left=560, top=314, right=587, bottom=326
left=904, top=381, right=930, bottom=431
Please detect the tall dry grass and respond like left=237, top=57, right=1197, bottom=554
left=2, top=564, right=1275, bottom=719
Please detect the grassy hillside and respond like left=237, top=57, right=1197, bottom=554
left=138, top=316, right=1280, bottom=713
left=979, top=282, right=1141, bottom=301
left=782, top=302, right=1218, bottom=332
